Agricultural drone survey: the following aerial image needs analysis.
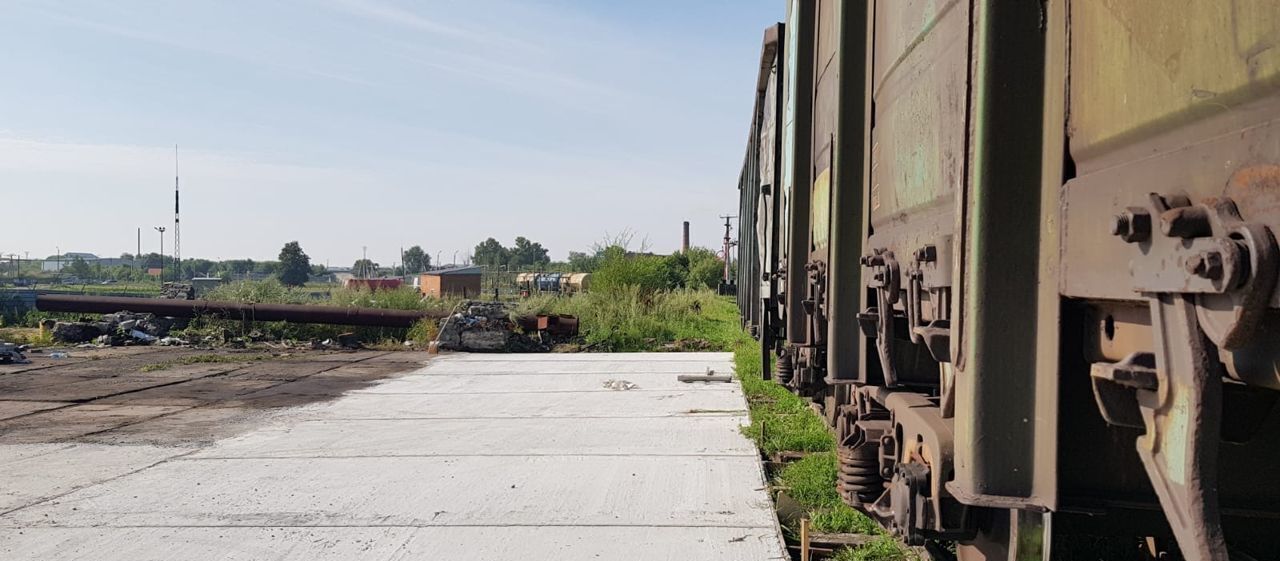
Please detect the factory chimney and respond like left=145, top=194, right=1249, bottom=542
left=682, top=221, right=690, bottom=254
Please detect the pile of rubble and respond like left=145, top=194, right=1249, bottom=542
left=436, top=301, right=546, bottom=352
left=159, top=282, right=195, bottom=300
left=0, top=341, right=29, bottom=364
left=50, top=311, right=188, bottom=346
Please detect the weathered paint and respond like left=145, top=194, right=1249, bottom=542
left=811, top=168, right=832, bottom=250
left=869, top=0, right=966, bottom=226
left=1069, top=0, right=1280, bottom=163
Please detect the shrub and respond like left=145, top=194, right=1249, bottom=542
left=591, top=247, right=671, bottom=294
left=205, top=279, right=314, bottom=305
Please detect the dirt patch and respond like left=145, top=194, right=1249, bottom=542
left=0, top=348, right=428, bottom=446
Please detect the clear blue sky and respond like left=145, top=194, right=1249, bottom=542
left=0, top=0, right=780, bottom=267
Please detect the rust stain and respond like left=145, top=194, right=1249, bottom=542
left=1225, top=164, right=1280, bottom=222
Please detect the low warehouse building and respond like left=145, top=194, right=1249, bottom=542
left=419, top=266, right=482, bottom=298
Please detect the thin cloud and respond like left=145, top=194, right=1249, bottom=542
left=326, top=0, right=537, bottom=51
left=13, top=3, right=381, bottom=89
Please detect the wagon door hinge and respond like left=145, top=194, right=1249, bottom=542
left=1092, top=193, right=1279, bottom=561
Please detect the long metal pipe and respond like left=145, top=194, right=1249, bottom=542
left=36, top=294, right=443, bottom=328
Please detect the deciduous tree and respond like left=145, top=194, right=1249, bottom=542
left=277, top=241, right=312, bottom=286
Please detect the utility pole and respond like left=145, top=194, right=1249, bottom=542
left=154, top=227, right=166, bottom=283
left=137, top=228, right=141, bottom=274
left=720, top=214, right=738, bottom=286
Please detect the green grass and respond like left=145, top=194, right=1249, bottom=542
left=139, top=353, right=271, bottom=372
left=810, top=505, right=882, bottom=535
left=731, top=330, right=917, bottom=558
left=516, top=287, right=740, bottom=352
left=0, top=327, right=53, bottom=347
left=778, top=453, right=844, bottom=509
left=733, top=336, right=833, bottom=455
left=830, top=535, right=918, bottom=561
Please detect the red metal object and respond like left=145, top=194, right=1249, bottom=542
left=516, top=314, right=579, bottom=337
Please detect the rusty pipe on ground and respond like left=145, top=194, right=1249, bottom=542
left=36, top=294, right=443, bottom=328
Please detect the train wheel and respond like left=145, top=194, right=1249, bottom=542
left=956, top=509, right=1050, bottom=561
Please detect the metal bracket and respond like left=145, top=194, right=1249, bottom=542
left=862, top=249, right=901, bottom=386
left=1138, top=294, right=1228, bottom=561
left=1102, top=193, right=1280, bottom=561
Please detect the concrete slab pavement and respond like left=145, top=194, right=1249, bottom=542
left=0, top=352, right=785, bottom=561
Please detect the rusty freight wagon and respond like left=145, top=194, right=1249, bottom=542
left=734, top=1, right=1280, bottom=559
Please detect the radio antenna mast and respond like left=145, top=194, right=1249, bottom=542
left=174, top=144, right=181, bottom=279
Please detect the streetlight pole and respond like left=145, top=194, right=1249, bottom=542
left=154, top=227, right=166, bottom=283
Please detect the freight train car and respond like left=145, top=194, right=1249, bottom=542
left=734, top=1, right=1280, bottom=559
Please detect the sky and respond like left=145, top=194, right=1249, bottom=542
left=0, top=0, right=780, bottom=268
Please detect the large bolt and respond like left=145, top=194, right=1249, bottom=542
left=1161, top=206, right=1212, bottom=239
left=1185, top=250, right=1224, bottom=280
left=1111, top=207, right=1152, bottom=243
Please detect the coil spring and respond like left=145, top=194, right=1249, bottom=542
left=837, top=443, right=884, bottom=505
left=775, top=353, right=794, bottom=385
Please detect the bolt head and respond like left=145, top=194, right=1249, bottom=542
left=1186, top=250, right=1224, bottom=280
left=1112, top=207, right=1152, bottom=243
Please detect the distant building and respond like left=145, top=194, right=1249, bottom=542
left=41, top=253, right=135, bottom=272
left=419, top=266, right=482, bottom=298
left=190, top=277, right=225, bottom=298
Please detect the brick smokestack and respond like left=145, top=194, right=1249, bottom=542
left=682, top=221, right=690, bottom=254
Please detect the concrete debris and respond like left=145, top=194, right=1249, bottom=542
left=51, top=311, right=185, bottom=346
left=311, top=334, right=362, bottom=351
left=0, top=341, right=29, bottom=364
left=603, top=379, right=638, bottom=391
left=159, top=282, right=195, bottom=300
left=52, top=321, right=106, bottom=344
left=436, top=301, right=546, bottom=353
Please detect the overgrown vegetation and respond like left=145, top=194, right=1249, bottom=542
left=182, top=280, right=455, bottom=346
left=0, top=327, right=52, bottom=347
left=517, top=287, right=738, bottom=351
left=732, top=331, right=915, bottom=560
left=590, top=245, right=724, bottom=292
